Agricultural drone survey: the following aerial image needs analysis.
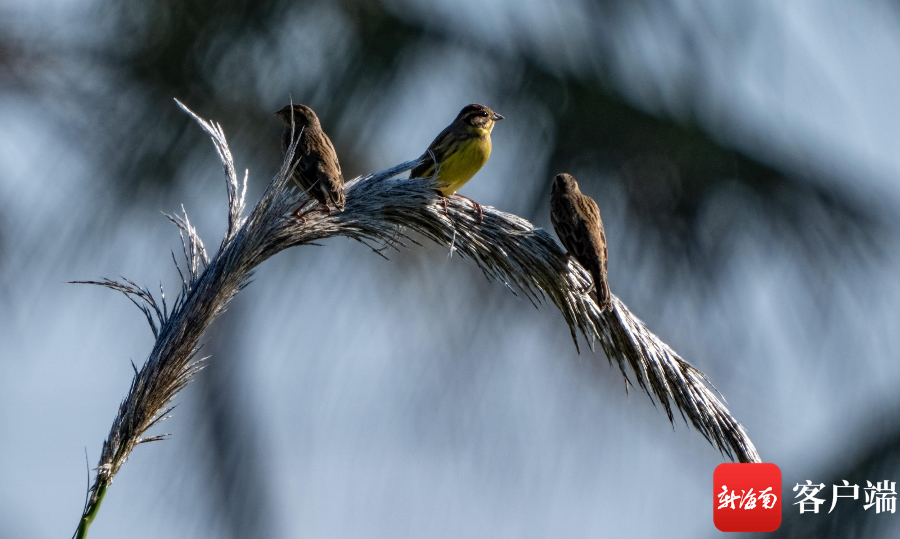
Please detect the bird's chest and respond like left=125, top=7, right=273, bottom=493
left=437, top=136, right=492, bottom=193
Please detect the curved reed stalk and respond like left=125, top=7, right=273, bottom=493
left=72, top=100, right=759, bottom=537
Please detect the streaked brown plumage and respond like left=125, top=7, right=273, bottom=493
left=550, top=173, right=612, bottom=311
left=275, top=104, right=345, bottom=213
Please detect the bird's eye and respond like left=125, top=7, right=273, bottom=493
left=481, top=111, right=488, bottom=117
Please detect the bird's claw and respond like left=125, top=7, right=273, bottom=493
left=457, top=195, right=483, bottom=224
left=291, top=206, right=308, bottom=226
left=435, top=190, right=449, bottom=214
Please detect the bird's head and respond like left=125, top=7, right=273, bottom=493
left=552, top=173, right=580, bottom=194
left=274, top=104, right=321, bottom=128
left=454, top=103, right=504, bottom=134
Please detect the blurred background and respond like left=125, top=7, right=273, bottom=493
left=2, top=0, right=900, bottom=537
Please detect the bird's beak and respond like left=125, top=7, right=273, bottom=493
left=491, top=113, right=504, bottom=121
left=273, top=111, right=282, bottom=118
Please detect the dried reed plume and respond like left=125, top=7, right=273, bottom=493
left=73, top=101, right=759, bottom=537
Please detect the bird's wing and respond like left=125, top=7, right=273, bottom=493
left=317, top=159, right=346, bottom=209
left=552, top=192, right=612, bottom=309
left=293, top=136, right=315, bottom=185
left=301, top=132, right=345, bottom=209
left=409, top=155, right=434, bottom=179
left=551, top=196, right=593, bottom=268
left=578, top=195, right=608, bottom=276
left=318, top=131, right=343, bottom=177
left=410, top=126, right=453, bottom=178
left=576, top=194, right=611, bottom=309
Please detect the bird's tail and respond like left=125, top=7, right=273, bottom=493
left=331, top=189, right=346, bottom=212
left=594, top=273, right=612, bottom=312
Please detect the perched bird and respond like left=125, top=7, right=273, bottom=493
left=550, top=173, right=612, bottom=311
left=409, top=103, right=504, bottom=221
left=275, top=104, right=345, bottom=216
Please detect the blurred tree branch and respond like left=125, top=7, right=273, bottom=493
left=4, top=0, right=886, bottom=269
left=193, top=301, right=278, bottom=539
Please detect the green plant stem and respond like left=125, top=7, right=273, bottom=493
left=75, top=481, right=108, bottom=539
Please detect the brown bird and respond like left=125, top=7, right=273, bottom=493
left=550, top=173, right=612, bottom=311
left=409, top=103, right=504, bottom=221
left=275, top=104, right=345, bottom=216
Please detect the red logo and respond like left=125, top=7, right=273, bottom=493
left=714, top=463, right=782, bottom=532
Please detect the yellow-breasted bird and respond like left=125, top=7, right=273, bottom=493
left=275, top=104, right=345, bottom=216
left=409, top=103, right=504, bottom=221
left=550, top=173, right=612, bottom=312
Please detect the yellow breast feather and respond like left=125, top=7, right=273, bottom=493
left=435, top=135, right=492, bottom=196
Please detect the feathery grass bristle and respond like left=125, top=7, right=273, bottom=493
left=74, top=99, right=759, bottom=538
